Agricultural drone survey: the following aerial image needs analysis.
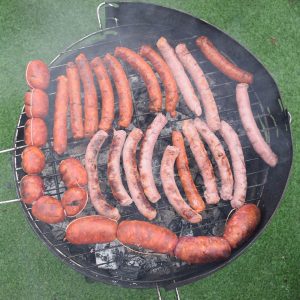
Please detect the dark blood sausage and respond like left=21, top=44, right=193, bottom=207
left=59, top=158, right=88, bottom=188
left=24, top=89, right=49, bottom=119
left=65, top=216, right=117, bottom=245
left=123, top=128, right=157, bottom=220
left=53, top=75, right=69, bottom=155
left=115, top=47, right=162, bottom=112
left=91, top=57, right=114, bottom=132
left=117, top=220, right=178, bottom=254
left=26, top=60, right=50, bottom=90
left=107, top=130, right=132, bottom=206
left=175, top=236, right=231, bottom=264
left=32, top=196, right=65, bottom=224
left=196, top=36, right=253, bottom=84
left=160, top=146, right=202, bottom=223
left=24, top=118, right=48, bottom=147
left=20, top=175, right=44, bottom=205
left=223, top=204, right=261, bottom=249
left=66, top=62, right=84, bottom=139
left=172, top=131, right=205, bottom=212
left=103, top=53, right=133, bottom=128
left=139, top=45, right=179, bottom=117
left=22, top=146, right=45, bottom=174
left=139, top=113, right=167, bottom=203
left=61, top=187, right=88, bottom=217
left=75, top=53, right=98, bottom=137
left=85, top=130, right=120, bottom=220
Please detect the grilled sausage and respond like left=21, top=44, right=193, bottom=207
left=219, top=121, right=247, bottom=208
left=66, top=215, right=118, bottom=245
left=24, top=118, right=48, bottom=147
left=22, top=146, right=45, bottom=174
left=115, top=47, right=162, bottom=112
left=223, top=204, right=261, bottom=249
left=66, top=62, right=84, bottom=139
left=20, top=175, right=44, bottom=205
left=196, top=36, right=253, bottom=84
left=32, top=196, right=65, bottom=224
left=139, top=113, right=167, bottom=203
left=75, top=53, right=98, bottom=137
left=61, top=187, right=88, bottom=217
left=236, top=83, right=278, bottom=167
left=91, top=57, right=114, bottom=132
left=161, top=146, right=202, bottom=223
left=26, top=60, right=50, bottom=90
left=175, top=44, right=220, bottom=131
left=194, top=118, right=233, bottom=200
left=85, top=130, right=120, bottom=220
left=24, top=89, right=49, bottom=119
left=53, top=75, right=69, bottom=155
left=157, top=37, right=202, bottom=116
left=172, top=131, right=205, bottom=212
left=174, top=236, right=231, bottom=264
left=117, top=220, right=178, bottom=254
left=182, top=120, right=219, bottom=204
left=107, top=130, right=132, bottom=206
left=103, top=53, right=133, bottom=128
left=123, top=128, right=157, bottom=220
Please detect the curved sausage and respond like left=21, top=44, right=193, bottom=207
left=182, top=120, right=220, bottom=204
left=139, top=113, right=167, bottom=203
left=175, top=43, right=220, bottom=131
left=194, top=118, right=233, bottom=200
left=24, top=89, right=49, bottom=119
left=157, top=37, right=202, bottom=116
left=160, top=146, right=202, bottom=223
left=91, top=57, right=114, bottom=132
left=61, top=187, right=88, bottom=217
left=236, top=83, right=278, bottom=167
left=115, top=47, right=162, bottom=112
left=117, top=220, right=178, bottom=254
left=123, top=128, right=157, bottom=220
left=172, top=131, right=205, bottom=212
left=85, top=130, right=120, bottom=220
left=24, top=118, right=48, bottom=148
left=103, top=53, right=133, bottom=128
left=21, top=146, right=45, bottom=174
left=196, top=36, right=253, bottom=84
left=26, top=60, right=50, bottom=90
left=20, top=175, right=44, bottom=205
left=219, top=120, right=247, bottom=208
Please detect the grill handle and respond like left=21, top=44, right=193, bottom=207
left=96, top=2, right=119, bottom=29
left=156, top=284, right=181, bottom=300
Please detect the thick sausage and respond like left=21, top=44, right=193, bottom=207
left=157, top=37, right=202, bottom=116
left=223, top=204, right=261, bottom=249
left=219, top=121, right=247, bottom=208
left=20, top=175, right=44, bottom=205
left=174, top=236, right=231, bottom=264
left=85, top=130, right=120, bottom=220
left=66, top=62, right=84, bottom=139
left=53, top=75, right=69, bottom=155
left=24, top=89, right=49, bottom=119
left=103, top=53, right=133, bottom=128
left=66, top=215, right=117, bottom=245
left=123, top=128, right=157, bottom=220
left=182, top=120, right=219, bottom=204
left=26, top=60, right=50, bottom=90
left=196, top=36, right=253, bottom=84
left=22, top=146, right=45, bottom=174
left=75, top=53, right=98, bottom=137
left=24, top=118, right=48, bottom=147
left=115, top=47, right=162, bottom=112
left=117, top=220, right=178, bottom=254
left=194, top=118, right=233, bottom=200
left=172, top=131, right=205, bottom=212
left=91, top=57, right=114, bottom=132
left=236, top=83, right=278, bottom=167
left=61, top=187, right=88, bottom=217
left=161, top=146, right=202, bottom=223
left=139, top=113, right=167, bottom=203
left=107, top=130, right=132, bottom=206
left=175, top=44, right=220, bottom=131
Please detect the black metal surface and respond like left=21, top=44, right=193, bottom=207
left=13, top=2, right=292, bottom=290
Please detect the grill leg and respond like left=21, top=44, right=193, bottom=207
left=156, top=284, right=181, bottom=300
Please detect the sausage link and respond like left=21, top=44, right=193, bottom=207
left=24, top=118, right=48, bottom=148
left=26, top=60, right=50, bottom=90
left=24, top=89, right=49, bottom=119
left=21, top=146, right=46, bottom=175
left=20, top=175, right=44, bottom=205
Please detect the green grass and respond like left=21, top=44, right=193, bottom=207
left=0, top=0, right=299, bottom=299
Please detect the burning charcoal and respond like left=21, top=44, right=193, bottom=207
left=109, top=265, right=140, bottom=280
left=51, top=220, right=68, bottom=241
left=142, top=255, right=171, bottom=276
left=157, top=209, right=176, bottom=228
left=212, top=220, right=226, bottom=236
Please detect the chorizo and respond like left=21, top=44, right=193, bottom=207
left=24, top=118, right=48, bottom=148
left=21, top=146, right=45, bottom=174
left=26, top=60, right=50, bottom=90
left=20, top=175, right=44, bottom=205
left=24, top=89, right=49, bottom=119
left=61, top=187, right=88, bottom=217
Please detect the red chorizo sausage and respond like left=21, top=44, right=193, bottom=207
left=24, top=118, right=48, bottom=147
left=20, top=175, right=44, bottom=205
left=61, top=187, right=88, bottom=217
left=24, top=89, right=49, bottom=119
left=26, top=60, right=50, bottom=90
left=21, top=146, right=46, bottom=174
